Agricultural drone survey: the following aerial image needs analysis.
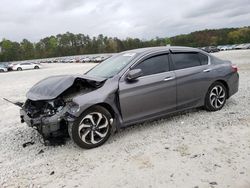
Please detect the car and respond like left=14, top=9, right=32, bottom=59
left=93, top=56, right=106, bottom=63
left=0, top=64, right=8, bottom=72
left=80, top=57, right=91, bottom=63
left=235, top=43, right=250, bottom=50
left=217, top=45, right=224, bottom=50
left=220, top=45, right=230, bottom=51
left=19, top=46, right=239, bottom=149
left=69, top=59, right=76, bottom=63
left=89, top=56, right=96, bottom=62
left=7, top=63, right=14, bottom=71
left=233, top=43, right=250, bottom=50
left=12, top=62, right=41, bottom=71
left=203, top=46, right=220, bottom=53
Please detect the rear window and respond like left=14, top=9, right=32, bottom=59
left=198, top=53, right=209, bottom=65
left=172, top=53, right=201, bottom=70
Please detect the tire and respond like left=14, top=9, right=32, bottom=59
left=34, top=66, right=39, bottom=69
left=0, top=69, right=4, bottom=73
left=204, top=82, right=227, bottom=111
left=17, top=67, right=22, bottom=71
left=69, top=106, right=113, bottom=149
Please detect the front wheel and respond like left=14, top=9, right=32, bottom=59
left=204, top=82, right=227, bottom=111
left=17, top=67, right=22, bottom=71
left=69, top=106, right=113, bottom=149
left=34, top=66, right=39, bottom=69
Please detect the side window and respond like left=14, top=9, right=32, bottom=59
left=172, top=53, right=201, bottom=70
left=198, top=53, right=209, bottom=65
left=134, top=54, right=169, bottom=76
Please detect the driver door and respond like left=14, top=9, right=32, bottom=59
left=118, top=53, right=176, bottom=124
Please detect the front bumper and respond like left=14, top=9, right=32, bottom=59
left=20, top=108, right=76, bottom=138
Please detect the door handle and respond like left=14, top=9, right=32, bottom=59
left=203, top=69, right=211, bottom=73
left=163, top=76, right=175, bottom=81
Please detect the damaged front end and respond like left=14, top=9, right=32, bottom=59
left=19, top=75, right=106, bottom=142
left=20, top=98, right=71, bottom=139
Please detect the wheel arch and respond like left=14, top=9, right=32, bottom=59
left=94, top=102, right=116, bottom=119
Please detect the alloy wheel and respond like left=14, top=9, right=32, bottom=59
left=78, top=112, right=109, bottom=145
left=209, top=85, right=226, bottom=109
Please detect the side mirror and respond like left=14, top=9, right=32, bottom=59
left=126, top=69, right=143, bottom=81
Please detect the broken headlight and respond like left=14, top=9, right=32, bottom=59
left=68, top=102, right=80, bottom=114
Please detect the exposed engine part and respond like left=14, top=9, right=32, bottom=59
left=24, top=98, right=65, bottom=118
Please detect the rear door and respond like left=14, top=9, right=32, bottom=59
left=170, top=52, right=211, bottom=109
left=119, top=53, right=176, bottom=124
left=20, top=63, right=29, bottom=70
left=26, top=63, right=34, bottom=69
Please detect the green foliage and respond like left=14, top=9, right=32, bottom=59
left=0, top=26, right=250, bottom=62
left=170, top=26, right=250, bottom=47
left=0, top=39, right=22, bottom=61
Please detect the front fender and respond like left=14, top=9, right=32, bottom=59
left=69, top=78, right=123, bottom=130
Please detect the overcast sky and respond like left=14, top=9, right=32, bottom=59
left=0, top=0, right=250, bottom=42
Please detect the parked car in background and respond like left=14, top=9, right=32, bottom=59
left=69, top=59, right=76, bottom=63
left=20, top=46, right=239, bottom=149
left=12, top=62, right=41, bottom=71
left=220, top=45, right=230, bottom=51
left=203, top=46, right=219, bottom=53
left=235, top=43, right=250, bottom=50
left=81, top=57, right=91, bottom=63
left=217, top=45, right=224, bottom=50
left=93, top=56, right=105, bottom=62
left=234, top=44, right=245, bottom=50
left=244, top=43, right=250, bottom=49
left=7, top=63, right=14, bottom=71
left=0, top=64, right=8, bottom=72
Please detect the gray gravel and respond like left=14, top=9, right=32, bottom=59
left=0, top=50, right=250, bottom=188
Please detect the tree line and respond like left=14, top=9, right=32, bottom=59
left=0, top=26, right=249, bottom=62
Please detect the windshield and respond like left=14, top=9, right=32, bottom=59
left=86, top=53, right=136, bottom=78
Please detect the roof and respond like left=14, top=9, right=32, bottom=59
left=122, top=46, right=202, bottom=54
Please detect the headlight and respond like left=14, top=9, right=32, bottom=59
left=68, top=102, right=80, bottom=114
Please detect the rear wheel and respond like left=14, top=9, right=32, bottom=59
left=34, top=66, right=39, bottom=69
left=0, top=69, right=4, bottom=72
left=205, top=82, right=227, bottom=111
left=69, top=106, right=113, bottom=149
left=17, top=67, right=22, bottom=71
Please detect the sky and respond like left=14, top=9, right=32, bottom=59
left=0, top=0, right=250, bottom=42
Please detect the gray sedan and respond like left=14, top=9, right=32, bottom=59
left=20, top=46, right=239, bottom=149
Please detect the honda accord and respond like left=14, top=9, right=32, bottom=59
left=20, top=46, right=239, bottom=149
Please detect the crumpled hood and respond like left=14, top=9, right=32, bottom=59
left=26, top=74, right=106, bottom=101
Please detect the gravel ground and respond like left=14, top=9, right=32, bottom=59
left=0, top=50, right=250, bottom=188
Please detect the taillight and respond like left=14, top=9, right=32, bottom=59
left=232, top=65, right=238, bottom=72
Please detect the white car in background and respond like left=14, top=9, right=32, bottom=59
left=12, top=62, right=41, bottom=71
left=81, top=57, right=91, bottom=62
left=0, top=64, right=8, bottom=73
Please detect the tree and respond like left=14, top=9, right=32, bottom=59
left=20, top=39, right=35, bottom=59
left=0, top=26, right=250, bottom=62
